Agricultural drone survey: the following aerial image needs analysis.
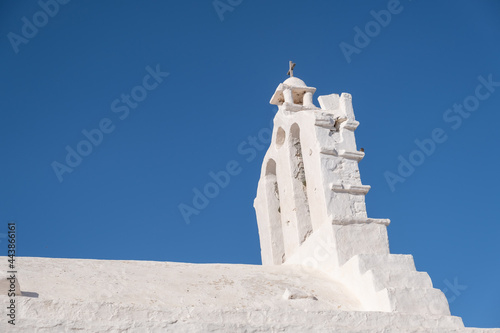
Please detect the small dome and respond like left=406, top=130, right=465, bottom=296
left=283, top=77, right=307, bottom=87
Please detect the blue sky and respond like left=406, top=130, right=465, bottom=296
left=1, top=0, right=499, bottom=328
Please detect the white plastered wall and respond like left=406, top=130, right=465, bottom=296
left=254, top=77, right=454, bottom=318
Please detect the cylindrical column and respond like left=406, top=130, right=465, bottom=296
left=303, top=91, right=314, bottom=107
left=283, top=88, right=293, bottom=104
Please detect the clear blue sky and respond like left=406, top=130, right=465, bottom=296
left=1, top=0, right=499, bottom=328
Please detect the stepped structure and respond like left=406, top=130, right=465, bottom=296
left=254, top=71, right=449, bottom=315
left=253, top=64, right=499, bottom=330
left=1, top=66, right=499, bottom=332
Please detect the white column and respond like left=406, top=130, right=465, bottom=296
left=303, top=91, right=314, bottom=107
left=283, top=88, right=293, bottom=104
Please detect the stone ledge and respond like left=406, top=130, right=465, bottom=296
left=338, top=149, right=365, bottom=161
left=315, top=114, right=336, bottom=129
left=332, top=218, right=391, bottom=226
left=343, top=120, right=360, bottom=130
left=331, top=183, right=371, bottom=194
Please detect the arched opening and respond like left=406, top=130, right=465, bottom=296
left=290, top=123, right=313, bottom=243
left=264, top=159, right=286, bottom=263
left=292, top=90, right=305, bottom=105
left=276, top=127, right=285, bottom=148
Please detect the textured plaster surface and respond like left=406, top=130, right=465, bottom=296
left=3, top=256, right=499, bottom=332
left=252, top=76, right=500, bottom=332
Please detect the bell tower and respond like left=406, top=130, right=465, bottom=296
left=255, top=64, right=377, bottom=266
left=254, top=63, right=453, bottom=315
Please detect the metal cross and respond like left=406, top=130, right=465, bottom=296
left=287, top=61, right=296, bottom=77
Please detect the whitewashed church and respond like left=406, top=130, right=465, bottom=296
left=1, top=65, right=499, bottom=332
